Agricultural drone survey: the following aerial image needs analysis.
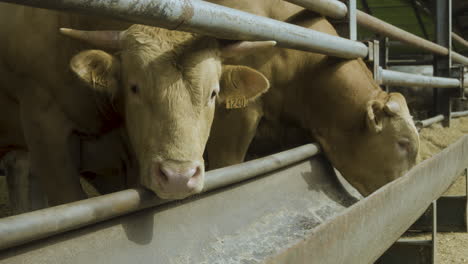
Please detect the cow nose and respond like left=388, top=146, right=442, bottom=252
left=154, top=161, right=203, bottom=198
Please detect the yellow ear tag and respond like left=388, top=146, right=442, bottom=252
left=226, top=96, right=247, bottom=109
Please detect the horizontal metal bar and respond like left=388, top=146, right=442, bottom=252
left=453, top=32, right=468, bottom=49
left=415, top=111, right=468, bottom=129
left=380, top=68, right=461, bottom=88
left=0, top=0, right=368, bottom=59
left=452, top=110, right=468, bottom=118
left=286, top=0, right=468, bottom=65
left=360, top=13, right=468, bottom=65
left=415, top=115, right=444, bottom=129
left=267, top=135, right=468, bottom=264
left=451, top=51, right=468, bottom=66
left=387, top=60, right=433, bottom=66
left=0, top=143, right=320, bottom=250
left=357, top=11, right=446, bottom=54
left=285, top=0, right=347, bottom=19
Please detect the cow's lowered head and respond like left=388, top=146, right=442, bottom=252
left=60, top=25, right=272, bottom=199
left=323, top=92, right=419, bottom=196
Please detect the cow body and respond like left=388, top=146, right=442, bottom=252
left=208, top=11, right=420, bottom=196
left=0, top=2, right=271, bottom=205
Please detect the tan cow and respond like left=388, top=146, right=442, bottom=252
left=0, top=4, right=271, bottom=205
left=208, top=11, right=420, bottom=196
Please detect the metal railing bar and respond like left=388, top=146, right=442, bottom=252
left=453, top=32, right=468, bottom=49
left=0, top=0, right=368, bottom=59
left=451, top=110, right=468, bottom=118
left=284, top=0, right=468, bottom=65
left=0, top=143, right=320, bottom=250
left=380, top=68, right=461, bottom=88
left=416, top=111, right=468, bottom=129
left=415, top=115, right=444, bottom=129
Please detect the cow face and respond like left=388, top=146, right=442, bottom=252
left=65, top=26, right=270, bottom=199
left=336, top=93, right=419, bottom=196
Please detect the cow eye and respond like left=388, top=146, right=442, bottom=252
left=397, top=138, right=411, bottom=153
left=130, top=85, right=139, bottom=94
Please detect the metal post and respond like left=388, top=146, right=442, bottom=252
left=433, top=0, right=453, bottom=126
left=380, top=37, right=389, bottom=69
left=380, top=37, right=389, bottom=92
left=432, top=200, right=437, bottom=264
left=451, top=65, right=466, bottom=110
left=373, top=40, right=380, bottom=83
left=465, top=168, right=468, bottom=231
left=461, top=66, right=466, bottom=100
left=348, top=0, right=357, bottom=41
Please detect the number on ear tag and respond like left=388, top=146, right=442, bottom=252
left=226, top=96, right=247, bottom=109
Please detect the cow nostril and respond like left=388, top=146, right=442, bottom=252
left=186, top=166, right=199, bottom=178
left=158, top=167, right=169, bottom=182
left=191, top=166, right=201, bottom=179
left=187, top=166, right=202, bottom=189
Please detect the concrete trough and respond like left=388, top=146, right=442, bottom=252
left=1, top=136, right=468, bottom=263
left=0, top=152, right=360, bottom=263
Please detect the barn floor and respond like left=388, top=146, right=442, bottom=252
left=1, top=117, right=468, bottom=262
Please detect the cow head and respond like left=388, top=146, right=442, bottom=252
left=61, top=25, right=271, bottom=199
left=331, top=92, right=419, bottom=196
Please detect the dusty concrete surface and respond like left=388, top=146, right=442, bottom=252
left=410, top=116, right=468, bottom=264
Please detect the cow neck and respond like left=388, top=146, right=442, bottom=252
left=93, top=88, right=123, bottom=135
left=302, top=58, right=383, bottom=144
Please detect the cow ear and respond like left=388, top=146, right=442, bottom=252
left=366, top=99, right=384, bottom=133
left=219, top=65, right=269, bottom=109
left=70, top=50, right=120, bottom=95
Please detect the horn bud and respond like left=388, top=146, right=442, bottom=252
left=60, top=28, right=124, bottom=50
left=221, top=40, right=277, bottom=58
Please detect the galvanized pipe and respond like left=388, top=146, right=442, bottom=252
left=0, top=0, right=368, bottom=59
left=451, top=51, right=468, bottom=65
left=357, top=12, right=468, bottom=65
left=286, top=0, right=347, bottom=19
left=451, top=110, right=468, bottom=118
left=380, top=68, right=461, bottom=88
left=357, top=11, right=447, bottom=55
left=348, top=0, right=357, bottom=41
left=415, top=115, right=444, bottom=129
left=452, top=32, right=468, bottom=49
left=0, top=143, right=320, bottom=250
left=285, top=0, right=468, bottom=65
left=415, top=111, right=468, bottom=129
